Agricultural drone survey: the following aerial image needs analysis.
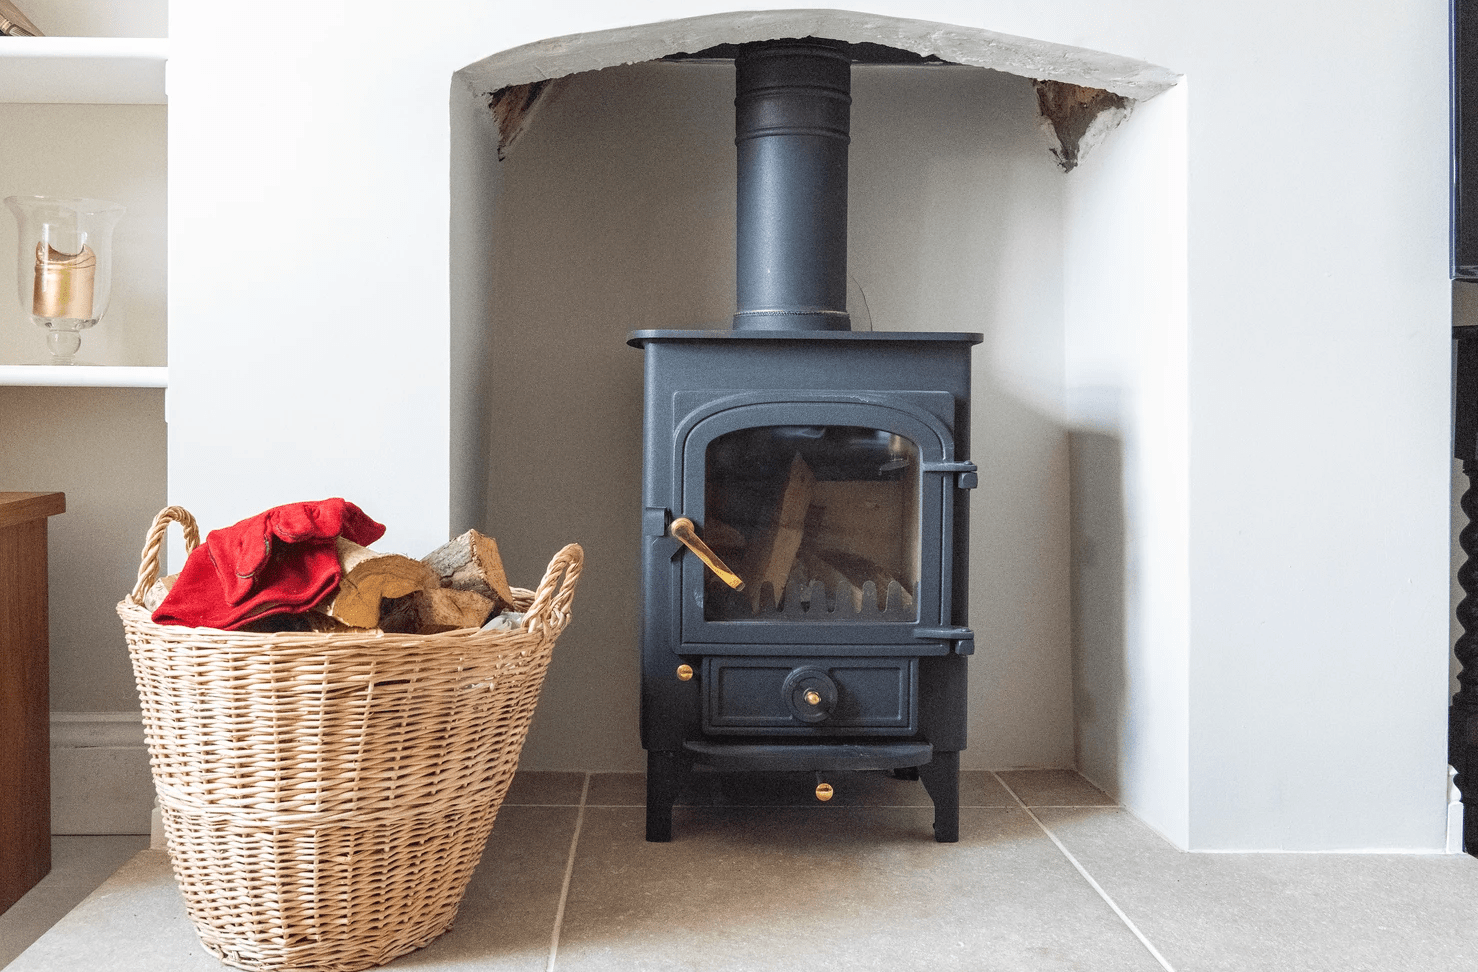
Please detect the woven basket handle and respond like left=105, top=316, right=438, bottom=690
left=523, top=543, right=584, bottom=636
left=128, top=505, right=202, bottom=606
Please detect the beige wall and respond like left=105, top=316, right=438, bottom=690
left=477, top=60, right=1073, bottom=771
left=0, top=386, right=166, bottom=711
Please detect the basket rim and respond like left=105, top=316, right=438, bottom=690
left=123, top=505, right=583, bottom=641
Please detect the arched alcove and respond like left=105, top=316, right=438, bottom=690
left=447, top=10, right=1186, bottom=814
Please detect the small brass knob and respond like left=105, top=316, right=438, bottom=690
left=815, top=782, right=834, bottom=802
left=676, top=664, right=694, bottom=681
left=805, top=690, right=822, bottom=706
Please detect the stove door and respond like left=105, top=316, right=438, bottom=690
left=677, top=393, right=967, bottom=652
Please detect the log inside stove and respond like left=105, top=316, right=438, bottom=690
left=702, top=445, right=921, bottom=622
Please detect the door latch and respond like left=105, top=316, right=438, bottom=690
left=913, top=626, right=976, bottom=655
left=922, top=460, right=978, bottom=489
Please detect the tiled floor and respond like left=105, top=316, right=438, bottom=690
left=5, top=770, right=1478, bottom=971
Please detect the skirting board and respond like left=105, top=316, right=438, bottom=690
left=50, top=712, right=154, bottom=835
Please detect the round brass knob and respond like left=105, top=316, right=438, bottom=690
left=676, top=664, right=694, bottom=681
left=815, top=783, right=834, bottom=802
left=781, top=667, right=837, bottom=724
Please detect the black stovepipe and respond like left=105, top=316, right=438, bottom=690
left=732, top=39, right=853, bottom=331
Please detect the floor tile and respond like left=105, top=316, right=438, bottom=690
left=554, top=805, right=1166, bottom=971
left=3, top=850, right=220, bottom=972
left=503, top=770, right=587, bottom=806
left=996, top=769, right=1115, bottom=807
left=392, top=804, right=577, bottom=970
left=0, top=836, right=149, bottom=969
left=1040, top=806, right=1478, bottom=972
left=583, top=772, right=645, bottom=807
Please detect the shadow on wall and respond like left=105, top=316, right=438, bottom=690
left=453, top=52, right=1114, bottom=773
left=1069, top=426, right=1126, bottom=797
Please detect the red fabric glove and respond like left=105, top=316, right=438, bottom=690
left=152, top=499, right=386, bottom=630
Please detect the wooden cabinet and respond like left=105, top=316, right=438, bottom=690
left=0, top=491, right=64, bottom=914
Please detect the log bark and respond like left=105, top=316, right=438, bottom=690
left=422, top=529, right=516, bottom=611
left=142, top=572, right=178, bottom=612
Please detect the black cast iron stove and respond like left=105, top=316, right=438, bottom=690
left=630, top=39, right=980, bottom=842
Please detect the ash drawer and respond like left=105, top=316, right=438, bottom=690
left=702, top=656, right=916, bottom=735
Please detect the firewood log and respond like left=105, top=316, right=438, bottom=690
left=379, top=587, right=496, bottom=634
left=745, top=453, right=816, bottom=611
left=421, top=529, right=516, bottom=612
left=142, top=572, right=179, bottom=612
left=323, top=538, right=440, bottom=629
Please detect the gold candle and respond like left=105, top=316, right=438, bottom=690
left=32, top=241, right=96, bottom=320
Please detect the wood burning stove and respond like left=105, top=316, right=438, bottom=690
left=630, top=39, right=980, bottom=843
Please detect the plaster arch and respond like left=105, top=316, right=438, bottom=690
left=453, top=8, right=1179, bottom=100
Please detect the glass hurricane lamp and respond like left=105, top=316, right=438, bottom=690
left=5, top=195, right=125, bottom=365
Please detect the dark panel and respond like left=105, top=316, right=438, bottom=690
left=1456, top=0, right=1478, bottom=277
left=702, top=656, right=916, bottom=733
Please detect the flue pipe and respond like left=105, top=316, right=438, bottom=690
left=732, top=39, right=852, bottom=331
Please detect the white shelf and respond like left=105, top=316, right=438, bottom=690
left=0, top=365, right=166, bottom=387
left=0, top=37, right=167, bottom=104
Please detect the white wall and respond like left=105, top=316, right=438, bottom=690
left=1064, top=83, right=1190, bottom=847
left=167, top=1, right=1454, bottom=850
left=1174, top=6, right=1450, bottom=851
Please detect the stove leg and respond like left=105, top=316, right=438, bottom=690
left=646, top=750, right=689, bottom=842
left=919, top=751, right=960, bottom=843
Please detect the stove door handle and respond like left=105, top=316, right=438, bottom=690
left=670, top=517, right=747, bottom=591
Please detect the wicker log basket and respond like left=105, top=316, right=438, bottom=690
left=117, top=506, right=583, bottom=972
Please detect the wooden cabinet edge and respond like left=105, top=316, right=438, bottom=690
left=0, top=492, right=66, bottom=531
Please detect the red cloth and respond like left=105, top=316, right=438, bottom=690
left=152, top=499, right=385, bottom=629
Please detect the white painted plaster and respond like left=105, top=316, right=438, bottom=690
left=1064, top=81, right=1190, bottom=847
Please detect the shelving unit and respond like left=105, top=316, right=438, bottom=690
left=0, top=2, right=173, bottom=760
left=0, top=365, right=166, bottom=387
left=0, top=26, right=167, bottom=377
left=0, top=37, right=166, bottom=105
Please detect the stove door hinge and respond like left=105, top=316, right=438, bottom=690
left=913, top=626, right=976, bottom=655
left=923, top=460, right=978, bottom=489
left=644, top=507, right=672, bottom=537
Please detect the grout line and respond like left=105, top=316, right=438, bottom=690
left=546, top=772, right=590, bottom=972
left=992, top=772, right=1177, bottom=972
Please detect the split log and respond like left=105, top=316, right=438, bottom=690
left=380, top=587, right=496, bottom=634
left=807, top=481, right=908, bottom=572
left=745, top=453, right=816, bottom=611
left=323, top=538, right=440, bottom=629
left=699, top=516, right=748, bottom=560
left=142, top=572, right=179, bottom=612
left=421, top=529, right=516, bottom=612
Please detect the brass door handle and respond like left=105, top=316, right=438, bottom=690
left=670, top=517, right=745, bottom=591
